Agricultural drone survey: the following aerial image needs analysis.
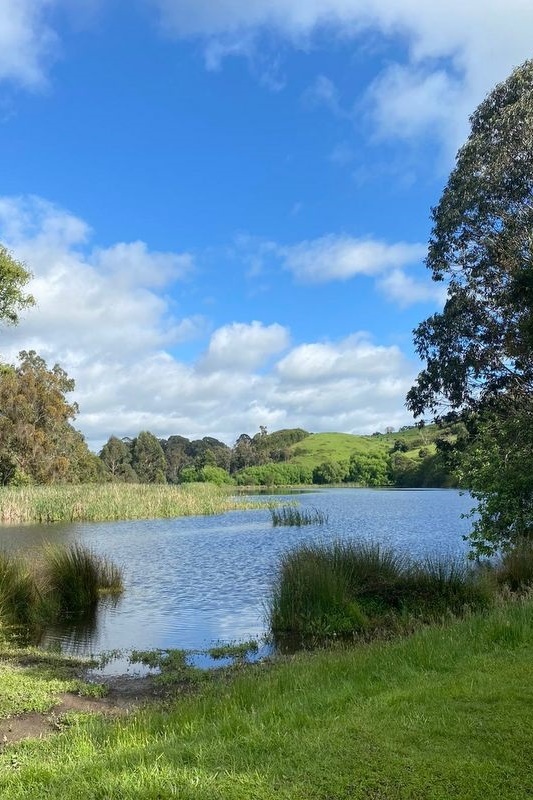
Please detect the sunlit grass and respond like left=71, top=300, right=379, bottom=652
left=0, top=483, right=266, bottom=524
left=0, top=598, right=532, bottom=799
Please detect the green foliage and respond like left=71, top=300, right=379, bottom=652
left=407, top=60, right=533, bottom=554
left=131, top=431, right=166, bottom=483
left=312, top=460, right=348, bottom=484
left=269, top=540, right=491, bottom=638
left=234, top=462, right=312, bottom=485
left=347, top=451, right=390, bottom=486
left=456, top=405, right=533, bottom=555
left=0, top=351, right=94, bottom=485
left=0, top=244, right=35, bottom=325
left=270, top=505, right=328, bottom=526
left=408, top=59, right=533, bottom=418
left=99, top=436, right=138, bottom=482
left=197, top=465, right=233, bottom=485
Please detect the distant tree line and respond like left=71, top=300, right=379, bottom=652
left=96, top=426, right=457, bottom=488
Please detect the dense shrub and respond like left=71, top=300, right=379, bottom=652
left=235, top=463, right=313, bottom=486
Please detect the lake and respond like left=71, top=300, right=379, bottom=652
left=0, top=488, right=474, bottom=661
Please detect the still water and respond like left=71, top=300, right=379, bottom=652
left=0, top=489, right=474, bottom=658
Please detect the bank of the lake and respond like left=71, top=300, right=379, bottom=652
left=1, top=597, right=532, bottom=799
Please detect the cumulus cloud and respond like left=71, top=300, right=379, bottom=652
left=377, top=268, right=447, bottom=308
left=280, top=234, right=426, bottom=283
left=149, top=0, right=533, bottom=152
left=199, top=321, right=290, bottom=373
left=0, top=195, right=419, bottom=448
left=0, top=0, right=59, bottom=88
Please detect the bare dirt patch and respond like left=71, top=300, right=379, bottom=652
left=0, top=675, right=165, bottom=748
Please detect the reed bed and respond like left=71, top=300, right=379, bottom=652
left=270, top=505, right=328, bottom=526
left=0, top=483, right=266, bottom=525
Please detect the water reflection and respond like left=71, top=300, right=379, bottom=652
left=0, top=488, right=474, bottom=659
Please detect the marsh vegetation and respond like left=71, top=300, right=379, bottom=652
left=0, top=482, right=266, bottom=524
left=0, top=544, right=123, bottom=631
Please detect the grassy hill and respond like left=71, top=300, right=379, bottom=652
left=233, top=425, right=456, bottom=488
left=288, top=426, right=439, bottom=471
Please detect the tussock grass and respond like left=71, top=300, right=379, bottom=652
left=43, top=544, right=123, bottom=617
left=270, top=505, right=328, bottom=526
left=0, top=553, right=37, bottom=626
left=495, top=541, right=533, bottom=591
left=0, top=545, right=123, bottom=629
left=269, top=540, right=492, bottom=637
left=0, top=483, right=265, bottom=524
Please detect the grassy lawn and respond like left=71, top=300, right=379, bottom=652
left=1, top=598, right=532, bottom=799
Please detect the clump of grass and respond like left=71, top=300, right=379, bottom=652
left=270, top=505, right=328, bottom=526
left=269, top=539, right=492, bottom=638
left=0, top=552, right=37, bottom=626
left=0, top=545, right=123, bottom=630
left=495, top=542, right=533, bottom=591
left=42, top=544, right=124, bottom=617
left=270, top=543, right=369, bottom=636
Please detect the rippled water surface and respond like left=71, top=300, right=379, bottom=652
left=0, top=488, right=474, bottom=657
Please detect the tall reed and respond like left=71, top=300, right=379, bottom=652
left=0, top=544, right=123, bottom=629
left=0, top=483, right=267, bottom=524
left=270, top=505, right=328, bottom=526
left=269, top=539, right=492, bottom=638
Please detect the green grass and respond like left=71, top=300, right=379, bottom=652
left=270, top=505, right=328, bottom=526
left=0, top=599, right=532, bottom=798
left=495, top=542, right=533, bottom=591
left=0, top=545, right=123, bottom=629
left=269, top=540, right=492, bottom=637
left=0, top=483, right=267, bottom=524
left=288, top=428, right=438, bottom=469
left=43, top=543, right=124, bottom=617
left=0, top=553, right=37, bottom=626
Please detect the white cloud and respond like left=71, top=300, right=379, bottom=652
left=199, top=321, right=290, bottom=372
left=377, top=268, right=447, bottom=308
left=280, top=234, right=426, bottom=283
left=0, top=0, right=59, bottom=88
left=92, top=241, right=193, bottom=289
left=0, top=195, right=419, bottom=448
left=150, top=0, right=533, bottom=153
left=276, top=333, right=404, bottom=382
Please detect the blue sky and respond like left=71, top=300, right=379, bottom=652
left=0, top=1, right=532, bottom=450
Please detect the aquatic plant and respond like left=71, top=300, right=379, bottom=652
left=0, top=483, right=267, bottom=524
left=269, top=539, right=491, bottom=637
left=0, top=551, right=37, bottom=626
left=42, top=543, right=124, bottom=616
left=270, top=505, right=328, bottom=527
